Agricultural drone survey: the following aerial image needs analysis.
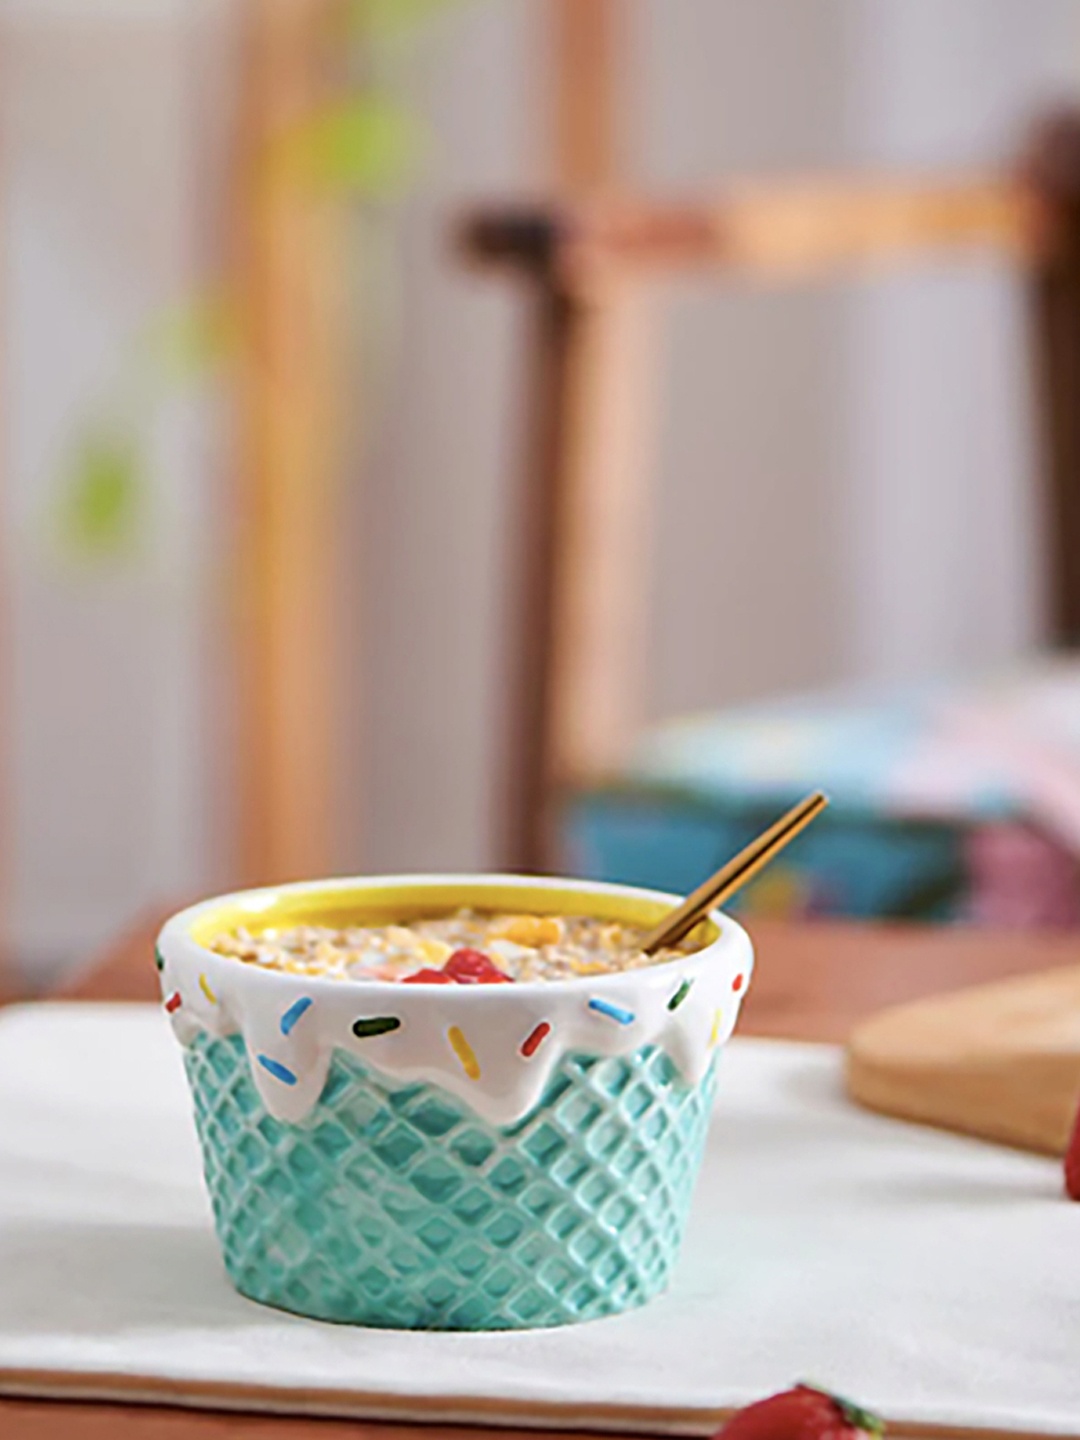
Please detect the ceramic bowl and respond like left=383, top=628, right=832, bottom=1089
left=157, top=874, right=753, bottom=1330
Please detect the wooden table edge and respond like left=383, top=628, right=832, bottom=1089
left=0, top=1374, right=1072, bottom=1440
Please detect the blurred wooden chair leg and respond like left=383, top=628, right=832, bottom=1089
left=550, top=0, right=621, bottom=194
left=466, top=131, right=1060, bottom=876
left=1027, top=108, right=1080, bottom=647
left=231, top=0, right=347, bottom=886
left=474, top=219, right=656, bottom=872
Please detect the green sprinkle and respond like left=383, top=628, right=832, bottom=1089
left=352, top=1016, right=402, bottom=1040
left=154, top=949, right=165, bottom=973
left=667, top=978, right=693, bottom=1011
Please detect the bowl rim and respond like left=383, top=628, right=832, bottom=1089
left=157, top=872, right=751, bottom=999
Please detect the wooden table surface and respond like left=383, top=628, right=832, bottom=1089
left=5, top=907, right=1079, bottom=1440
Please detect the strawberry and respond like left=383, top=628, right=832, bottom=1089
left=1066, top=1093, right=1080, bottom=1200
left=402, top=968, right=454, bottom=985
left=720, top=1385, right=884, bottom=1439
left=444, top=948, right=513, bottom=984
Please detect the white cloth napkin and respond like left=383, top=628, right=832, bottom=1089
left=0, top=1004, right=1077, bottom=1435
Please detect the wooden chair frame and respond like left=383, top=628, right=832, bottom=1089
left=232, top=0, right=347, bottom=887
left=462, top=110, right=1080, bottom=873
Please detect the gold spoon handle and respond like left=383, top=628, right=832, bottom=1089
left=640, top=790, right=829, bottom=954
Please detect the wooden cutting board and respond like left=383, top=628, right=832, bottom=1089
left=845, top=963, right=1080, bottom=1155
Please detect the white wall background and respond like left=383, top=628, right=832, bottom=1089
left=2, top=0, right=236, bottom=975
left=842, top=0, right=1080, bottom=683
left=4, top=0, right=1079, bottom=977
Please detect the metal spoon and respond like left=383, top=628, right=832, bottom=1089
left=640, top=790, right=829, bottom=953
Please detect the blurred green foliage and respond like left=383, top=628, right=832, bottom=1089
left=140, top=293, right=238, bottom=390
left=270, top=94, right=420, bottom=194
left=57, top=431, right=143, bottom=561
left=350, top=0, right=465, bottom=40
left=54, top=0, right=471, bottom=568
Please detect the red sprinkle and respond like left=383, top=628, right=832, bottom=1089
left=164, top=991, right=182, bottom=1014
left=445, top=948, right=513, bottom=985
left=732, top=973, right=745, bottom=993
left=402, top=968, right=454, bottom=985
left=520, top=1021, right=551, bottom=1058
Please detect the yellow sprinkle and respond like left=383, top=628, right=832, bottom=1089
left=570, top=957, right=609, bottom=975
left=494, top=915, right=564, bottom=948
left=710, top=1009, right=722, bottom=1046
left=447, top=1025, right=481, bottom=1081
left=199, top=973, right=217, bottom=1005
left=493, top=915, right=536, bottom=945
left=535, top=916, right=564, bottom=946
left=417, top=937, right=453, bottom=967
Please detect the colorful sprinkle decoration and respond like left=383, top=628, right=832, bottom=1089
left=280, top=996, right=313, bottom=1037
left=154, top=949, right=165, bottom=973
left=257, top=1054, right=298, bottom=1086
left=199, top=974, right=217, bottom=1005
left=710, top=1010, right=722, bottom=1046
left=588, top=998, right=635, bottom=1026
left=352, top=1016, right=401, bottom=1039
left=447, top=1025, right=481, bottom=1081
left=732, top=973, right=745, bottom=993
left=667, top=978, right=693, bottom=1011
left=520, top=1021, right=551, bottom=1058
left=164, top=991, right=182, bottom=1014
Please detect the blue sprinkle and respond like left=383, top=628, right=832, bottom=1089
left=257, top=1054, right=298, bottom=1086
left=280, top=996, right=313, bottom=1037
left=588, top=998, right=635, bottom=1026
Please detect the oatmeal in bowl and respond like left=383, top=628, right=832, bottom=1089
left=157, top=874, right=754, bottom=1331
left=208, top=908, right=697, bottom=984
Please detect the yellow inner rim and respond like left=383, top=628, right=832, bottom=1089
left=189, top=879, right=717, bottom=951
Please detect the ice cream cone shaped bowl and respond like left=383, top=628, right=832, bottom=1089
left=157, top=875, right=753, bottom=1331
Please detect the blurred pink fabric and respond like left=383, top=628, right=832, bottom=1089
left=967, top=822, right=1080, bottom=928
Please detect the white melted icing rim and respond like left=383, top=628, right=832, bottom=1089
left=157, top=875, right=754, bottom=1127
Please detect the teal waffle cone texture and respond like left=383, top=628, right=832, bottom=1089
left=185, top=1033, right=718, bottom=1329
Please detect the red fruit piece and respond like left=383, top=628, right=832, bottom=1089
left=1066, top=1095, right=1080, bottom=1200
left=402, top=968, right=454, bottom=985
left=444, top=948, right=512, bottom=984
left=720, top=1385, right=884, bottom=1439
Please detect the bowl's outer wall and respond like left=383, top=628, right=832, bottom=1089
left=185, top=1033, right=719, bottom=1330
